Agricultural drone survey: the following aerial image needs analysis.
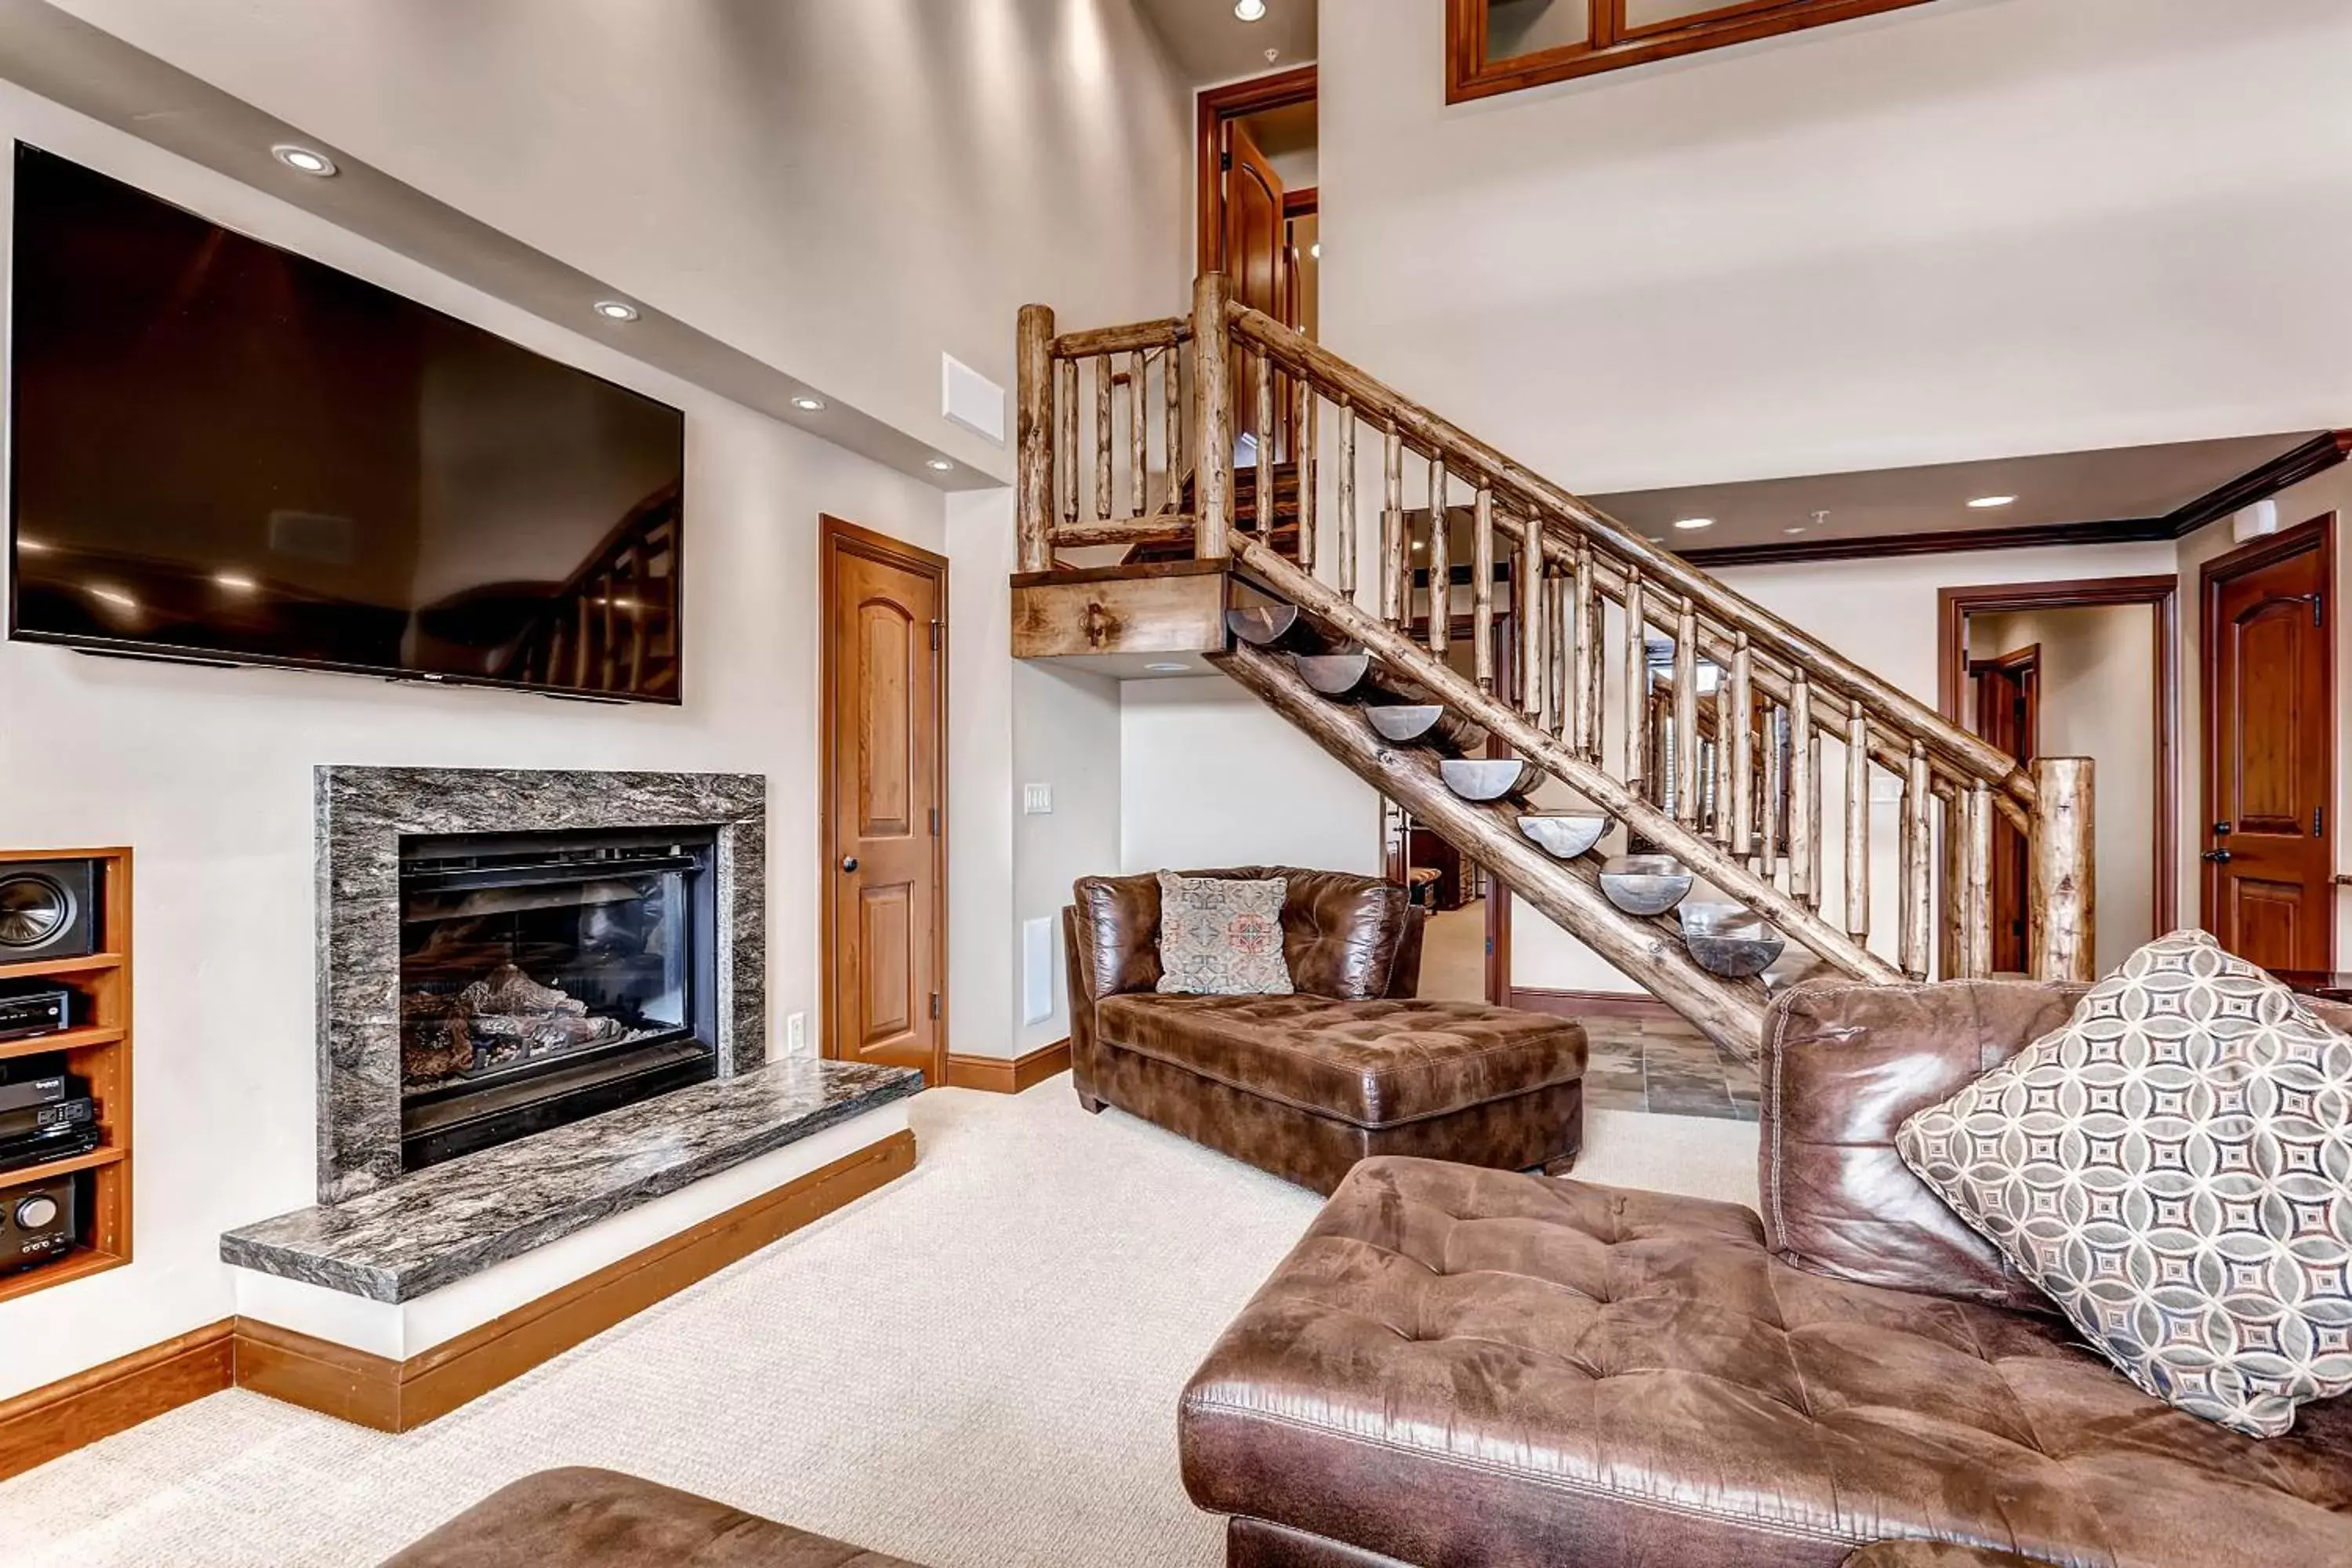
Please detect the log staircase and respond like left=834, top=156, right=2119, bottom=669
left=1010, top=276, right=2095, bottom=1057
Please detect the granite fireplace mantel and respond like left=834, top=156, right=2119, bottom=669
left=316, top=766, right=767, bottom=1203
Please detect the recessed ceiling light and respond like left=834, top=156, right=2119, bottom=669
left=1145, top=662, right=1189, bottom=674
left=271, top=143, right=337, bottom=176
left=926, top=458, right=955, bottom=472
left=1784, top=526, right=1807, bottom=535
left=791, top=395, right=826, bottom=412
left=213, top=570, right=258, bottom=592
left=593, top=299, right=640, bottom=322
left=1673, top=517, right=1715, bottom=531
left=1967, top=495, right=2016, bottom=509
left=1646, top=535, right=1667, bottom=544
left=1234, top=0, right=1267, bottom=19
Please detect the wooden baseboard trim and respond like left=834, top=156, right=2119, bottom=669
left=0, top=1319, right=236, bottom=1482
left=1510, top=987, right=1676, bottom=1022
left=943, top=1038, right=1071, bottom=1094
left=236, top=1127, right=916, bottom=1433
left=0, top=1130, right=919, bottom=1469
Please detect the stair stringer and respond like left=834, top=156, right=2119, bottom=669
left=1214, top=641, right=1771, bottom=1060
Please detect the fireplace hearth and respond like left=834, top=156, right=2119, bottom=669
left=398, top=827, right=720, bottom=1170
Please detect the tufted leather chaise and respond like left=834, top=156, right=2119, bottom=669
left=1178, top=979, right=2352, bottom=1567
left=1065, top=867, right=1586, bottom=1194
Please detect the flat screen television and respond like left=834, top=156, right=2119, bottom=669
left=7, top=145, right=686, bottom=702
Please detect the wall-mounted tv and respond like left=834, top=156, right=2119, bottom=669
left=7, top=145, right=686, bottom=702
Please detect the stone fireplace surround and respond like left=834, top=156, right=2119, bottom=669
left=315, top=765, right=768, bottom=1203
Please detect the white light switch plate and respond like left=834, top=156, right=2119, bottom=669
left=786, top=1011, right=811, bottom=1058
left=1023, top=782, right=1053, bottom=815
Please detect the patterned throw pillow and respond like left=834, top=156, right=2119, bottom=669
left=1896, top=930, right=2352, bottom=1437
left=1155, top=873, right=1292, bottom=996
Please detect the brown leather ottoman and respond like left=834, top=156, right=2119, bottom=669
left=1069, top=869, right=1586, bottom=1194
left=381, top=1468, right=928, bottom=1567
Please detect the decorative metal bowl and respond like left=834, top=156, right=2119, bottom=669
left=1366, top=704, right=1445, bottom=743
left=1439, top=758, right=1526, bottom=801
left=1679, top=901, right=1786, bottom=978
left=1295, top=652, right=1370, bottom=695
left=1598, top=853, right=1693, bottom=917
left=1519, top=813, right=1612, bottom=860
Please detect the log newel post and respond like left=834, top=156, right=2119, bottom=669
left=1190, top=273, right=1233, bottom=561
left=2028, top=756, right=2096, bottom=983
left=1014, top=303, right=1055, bottom=573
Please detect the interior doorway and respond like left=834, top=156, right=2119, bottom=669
left=1938, top=575, right=2177, bottom=977
left=2199, top=514, right=2336, bottom=972
left=820, top=516, right=949, bottom=1084
left=1197, top=66, right=1317, bottom=346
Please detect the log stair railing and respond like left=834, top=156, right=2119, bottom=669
left=1014, top=278, right=2095, bottom=1053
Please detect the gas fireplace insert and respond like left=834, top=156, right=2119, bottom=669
left=398, top=826, right=719, bottom=1170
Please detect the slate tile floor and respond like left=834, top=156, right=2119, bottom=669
left=1580, top=1015, right=1759, bottom=1122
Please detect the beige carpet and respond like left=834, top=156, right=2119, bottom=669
left=0, top=1080, right=1757, bottom=1567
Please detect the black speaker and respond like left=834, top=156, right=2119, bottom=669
left=0, top=859, right=98, bottom=962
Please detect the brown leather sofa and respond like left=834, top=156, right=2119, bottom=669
left=1179, top=978, right=2352, bottom=1567
left=1066, top=867, right=1586, bottom=1193
left=382, top=1468, right=928, bottom=1566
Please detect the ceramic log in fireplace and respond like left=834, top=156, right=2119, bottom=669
left=397, top=827, right=720, bottom=1170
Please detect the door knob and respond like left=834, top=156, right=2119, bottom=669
left=840, top=856, right=859, bottom=873
left=2201, top=848, right=2233, bottom=864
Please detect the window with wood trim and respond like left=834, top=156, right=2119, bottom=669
left=1446, top=0, right=1940, bottom=101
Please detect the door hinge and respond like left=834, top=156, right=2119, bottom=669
left=928, top=992, right=942, bottom=1021
left=930, top=619, right=944, bottom=651
left=929, top=806, right=941, bottom=837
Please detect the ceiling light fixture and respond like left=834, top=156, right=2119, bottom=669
left=1145, top=662, right=1190, bottom=674
left=791, top=395, right=826, bottom=412
left=1784, top=526, right=1807, bottom=535
left=926, top=458, right=955, bottom=472
left=1967, top=495, right=2016, bottom=509
left=1673, top=517, right=1715, bottom=531
left=1234, top=0, right=1267, bottom=20
left=593, top=299, right=640, bottom=322
left=271, top=143, right=337, bottom=176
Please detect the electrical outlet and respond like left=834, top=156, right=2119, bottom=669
left=1023, top=782, right=1054, bottom=815
left=786, top=1011, right=811, bottom=1058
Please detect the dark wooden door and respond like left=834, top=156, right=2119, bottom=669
left=822, top=517, right=947, bottom=1080
left=1970, top=647, right=2038, bottom=973
left=2202, top=518, right=2334, bottom=971
left=1221, top=120, right=1289, bottom=466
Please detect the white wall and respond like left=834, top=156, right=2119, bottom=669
left=1969, top=604, right=2160, bottom=971
left=0, top=81, right=961, bottom=1401
left=44, top=0, right=1193, bottom=477
left=1120, top=677, right=1383, bottom=877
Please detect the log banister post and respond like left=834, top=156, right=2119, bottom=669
left=1190, top=274, right=1232, bottom=560
left=1014, top=303, right=1055, bottom=573
left=2028, top=757, right=2096, bottom=982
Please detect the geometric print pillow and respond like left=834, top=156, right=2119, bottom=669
left=1155, top=872, right=1293, bottom=996
left=1895, top=930, right=2352, bottom=1438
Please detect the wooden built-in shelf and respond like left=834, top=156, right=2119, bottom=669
left=0, top=847, right=133, bottom=1305
left=0, top=1025, right=123, bottom=1064
left=0, top=952, right=125, bottom=982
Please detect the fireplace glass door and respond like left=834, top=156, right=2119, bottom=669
left=399, top=828, right=718, bottom=1168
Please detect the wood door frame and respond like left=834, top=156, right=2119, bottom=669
left=2197, top=513, right=2337, bottom=957
left=1196, top=65, right=1318, bottom=277
left=818, top=514, right=949, bottom=1087
left=1935, top=574, right=2180, bottom=940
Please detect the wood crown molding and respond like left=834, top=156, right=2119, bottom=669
left=1676, top=430, right=2352, bottom=569
left=944, top=1039, right=1071, bottom=1095
left=0, top=1131, right=916, bottom=1467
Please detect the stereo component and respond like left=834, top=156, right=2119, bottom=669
left=0, top=859, right=98, bottom=961
left=0, top=1096, right=96, bottom=1173
left=0, top=1172, right=78, bottom=1271
left=0, top=984, right=71, bottom=1042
